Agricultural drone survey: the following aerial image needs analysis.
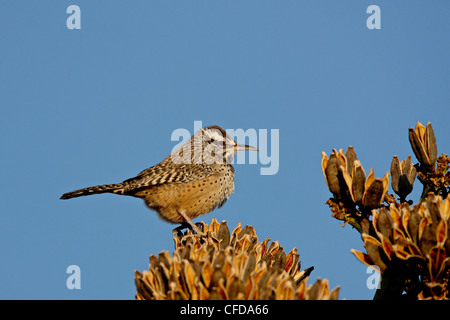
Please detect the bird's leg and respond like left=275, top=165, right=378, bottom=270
left=178, top=210, right=205, bottom=236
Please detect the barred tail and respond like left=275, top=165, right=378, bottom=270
left=60, top=183, right=126, bottom=200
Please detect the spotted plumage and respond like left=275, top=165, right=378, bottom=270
left=60, top=125, right=258, bottom=234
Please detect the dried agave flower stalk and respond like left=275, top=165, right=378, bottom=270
left=321, top=121, right=449, bottom=299
left=135, top=219, right=340, bottom=300
left=351, top=194, right=450, bottom=299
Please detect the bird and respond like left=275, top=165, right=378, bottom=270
left=60, top=125, right=258, bottom=235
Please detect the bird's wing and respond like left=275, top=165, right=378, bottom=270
left=123, top=163, right=215, bottom=189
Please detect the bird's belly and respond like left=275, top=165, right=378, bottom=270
left=134, top=174, right=234, bottom=223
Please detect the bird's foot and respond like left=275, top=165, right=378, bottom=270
left=173, top=221, right=206, bottom=237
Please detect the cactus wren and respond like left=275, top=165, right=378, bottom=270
left=60, top=125, right=258, bottom=234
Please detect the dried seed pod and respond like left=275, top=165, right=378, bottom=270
left=321, top=147, right=390, bottom=209
left=390, top=155, right=417, bottom=200
left=409, top=122, right=438, bottom=168
left=135, top=219, right=339, bottom=300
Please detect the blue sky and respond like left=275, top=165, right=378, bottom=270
left=1, top=1, right=449, bottom=299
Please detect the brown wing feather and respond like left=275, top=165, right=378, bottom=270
left=122, top=163, right=215, bottom=192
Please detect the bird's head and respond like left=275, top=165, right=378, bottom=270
left=172, top=125, right=258, bottom=165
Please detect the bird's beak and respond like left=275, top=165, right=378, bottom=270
left=235, top=144, right=259, bottom=152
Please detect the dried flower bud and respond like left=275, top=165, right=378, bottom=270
left=390, top=156, right=417, bottom=200
left=321, top=147, right=389, bottom=209
left=409, top=122, right=437, bottom=168
left=321, top=149, right=347, bottom=199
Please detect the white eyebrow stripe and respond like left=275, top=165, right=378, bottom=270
left=206, top=130, right=227, bottom=142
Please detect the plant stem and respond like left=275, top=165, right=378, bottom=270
left=419, top=185, right=433, bottom=203
left=373, top=267, right=406, bottom=300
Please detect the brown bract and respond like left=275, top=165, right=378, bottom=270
left=135, top=219, right=340, bottom=300
left=351, top=194, right=450, bottom=299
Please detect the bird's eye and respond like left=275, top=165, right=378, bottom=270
left=210, top=138, right=215, bottom=142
